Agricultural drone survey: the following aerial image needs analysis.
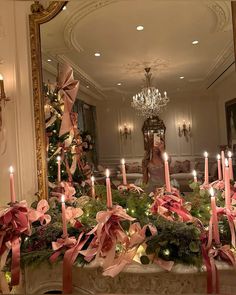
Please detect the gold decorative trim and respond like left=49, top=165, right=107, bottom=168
left=29, top=1, right=67, bottom=199
left=232, top=2, right=236, bottom=67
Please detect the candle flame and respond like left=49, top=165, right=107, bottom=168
left=121, top=158, right=125, bottom=165
left=106, top=169, right=110, bottom=178
left=91, top=176, right=95, bottom=182
left=61, top=194, right=65, bottom=203
left=192, top=170, right=197, bottom=177
left=163, top=152, right=168, bottom=161
left=228, top=151, right=232, bottom=158
left=0, top=74, right=3, bottom=80
left=9, top=166, right=14, bottom=174
left=225, top=159, right=229, bottom=167
left=217, top=154, right=221, bottom=160
left=56, top=156, right=61, bottom=162
left=209, top=187, right=214, bottom=197
left=204, top=151, right=208, bottom=158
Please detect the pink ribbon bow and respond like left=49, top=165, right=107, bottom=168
left=50, top=233, right=89, bottom=294
left=151, top=190, right=192, bottom=222
left=210, top=180, right=225, bottom=191
left=65, top=206, right=83, bottom=226
left=58, top=64, right=79, bottom=136
left=118, top=184, right=144, bottom=194
left=0, top=201, right=30, bottom=287
left=86, top=206, right=135, bottom=269
left=202, top=242, right=236, bottom=294
left=28, top=199, right=51, bottom=226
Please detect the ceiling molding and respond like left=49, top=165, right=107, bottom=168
left=205, top=39, right=234, bottom=87
left=64, top=0, right=117, bottom=51
left=206, top=0, right=232, bottom=32
left=123, top=58, right=170, bottom=75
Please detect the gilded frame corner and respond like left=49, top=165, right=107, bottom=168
left=29, top=1, right=67, bottom=199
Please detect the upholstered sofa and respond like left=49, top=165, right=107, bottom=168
left=170, top=158, right=218, bottom=192
left=116, top=159, right=143, bottom=184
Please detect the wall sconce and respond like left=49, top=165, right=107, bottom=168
left=119, top=123, right=132, bottom=139
left=178, top=120, right=191, bottom=138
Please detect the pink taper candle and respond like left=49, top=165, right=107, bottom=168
left=91, top=176, right=95, bottom=198
left=9, top=166, right=16, bottom=203
left=57, top=156, right=61, bottom=183
left=228, top=151, right=234, bottom=180
left=61, top=195, right=67, bottom=237
left=192, top=170, right=197, bottom=183
left=121, top=159, right=127, bottom=185
left=163, top=152, right=171, bottom=192
left=221, top=151, right=225, bottom=180
left=209, top=187, right=220, bottom=245
left=204, top=152, right=209, bottom=185
left=106, top=169, right=113, bottom=209
left=224, top=159, right=231, bottom=209
left=217, top=154, right=222, bottom=181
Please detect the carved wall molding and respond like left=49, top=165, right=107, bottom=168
left=12, top=262, right=236, bottom=294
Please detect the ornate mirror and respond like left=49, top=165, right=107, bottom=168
left=29, top=1, right=236, bottom=199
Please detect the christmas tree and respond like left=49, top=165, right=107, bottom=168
left=43, top=64, right=92, bottom=197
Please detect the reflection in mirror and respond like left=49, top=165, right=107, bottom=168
left=40, top=0, right=235, bottom=196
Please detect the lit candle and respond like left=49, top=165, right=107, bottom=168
left=228, top=151, right=234, bottom=180
left=91, top=176, right=95, bottom=198
left=121, top=158, right=127, bottom=185
left=57, top=156, right=61, bottom=183
left=61, top=195, right=67, bottom=237
left=225, top=159, right=231, bottom=209
left=9, top=166, right=16, bottom=203
left=221, top=150, right=225, bottom=180
left=192, top=170, right=197, bottom=183
left=204, top=152, right=209, bottom=185
left=163, top=152, right=171, bottom=192
left=106, top=169, right=113, bottom=208
left=217, top=154, right=222, bottom=181
left=209, top=187, right=220, bottom=245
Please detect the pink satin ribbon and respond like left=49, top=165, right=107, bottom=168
left=151, top=190, right=192, bottom=222
left=58, top=64, right=79, bottom=137
left=0, top=200, right=51, bottom=289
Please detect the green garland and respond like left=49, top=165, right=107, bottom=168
left=4, top=182, right=232, bottom=272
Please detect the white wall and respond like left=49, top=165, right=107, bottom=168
left=0, top=0, right=37, bottom=205
left=96, top=90, right=220, bottom=168
left=214, top=69, right=236, bottom=144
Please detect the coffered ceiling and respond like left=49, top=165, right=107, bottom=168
left=41, top=0, right=234, bottom=100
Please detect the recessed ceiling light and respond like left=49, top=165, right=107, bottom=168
left=192, top=40, right=199, bottom=45
left=94, top=52, right=101, bottom=57
left=47, top=59, right=52, bottom=62
left=117, top=82, right=122, bottom=86
left=136, top=25, right=144, bottom=31
left=180, top=76, right=185, bottom=79
left=62, top=6, right=67, bottom=10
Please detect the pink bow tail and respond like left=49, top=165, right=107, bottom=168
left=10, top=237, right=21, bottom=286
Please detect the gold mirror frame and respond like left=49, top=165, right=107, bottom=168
left=29, top=1, right=236, bottom=200
left=29, top=1, right=67, bottom=199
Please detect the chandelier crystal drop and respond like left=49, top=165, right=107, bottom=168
left=131, top=67, right=169, bottom=118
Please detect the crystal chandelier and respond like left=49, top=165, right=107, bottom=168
left=131, top=67, right=169, bottom=118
